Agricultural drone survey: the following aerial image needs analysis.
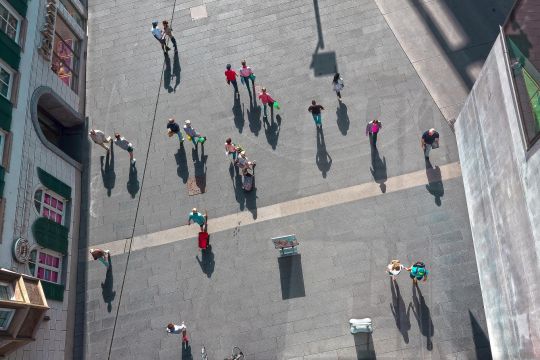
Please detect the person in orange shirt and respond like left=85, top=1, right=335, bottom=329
left=258, top=87, right=275, bottom=119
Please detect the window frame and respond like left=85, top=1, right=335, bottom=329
left=0, top=281, right=14, bottom=300
left=33, top=188, right=66, bottom=226
left=52, top=15, right=80, bottom=92
left=28, top=248, right=63, bottom=285
left=0, top=307, right=14, bottom=330
left=0, top=60, right=14, bottom=101
left=0, top=0, right=21, bottom=44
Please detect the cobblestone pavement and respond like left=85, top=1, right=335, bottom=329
left=77, top=0, right=490, bottom=358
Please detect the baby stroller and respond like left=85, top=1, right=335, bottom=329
left=242, top=168, right=254, bottom=192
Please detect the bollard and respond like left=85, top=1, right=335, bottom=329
left=349, top=318, right=373, bottom=334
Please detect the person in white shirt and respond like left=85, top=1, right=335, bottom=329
left=89, top=129, right=112, bottom=152
left=113, top=133, right=135, bottom=165
left=166, top=322, right=189, bottom=348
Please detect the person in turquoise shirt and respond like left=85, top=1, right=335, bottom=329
left=188, top=208, right=207, bottom=231
left=406, top=261, right=429, bottom=285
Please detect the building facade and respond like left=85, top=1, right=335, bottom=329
left=0, top=0, right=88, bottom=357
left=455, top=0, right=540, bottom=358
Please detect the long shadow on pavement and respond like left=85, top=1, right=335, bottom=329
left=127, top=164, right=140, bottom=198
left=196, top=245, right=215, bottom=278
left=316, top=127, right=332, bottom=178
left=263, top=114, right=281, bottom=150
left=100, top=145, right=115, bottom=197
left=164, top=54, right=173, bottom=92
left=182, top=344, right=193, bottom=360
left=410, top=285, right=434, bottom=351
left=232, top=96, right=244, bottom=133
left=232, top=173, right=257, bottom=219
left=247, top=100, right=262, bottom=136
left=370, top=147, right=387, bottom=193
left=469, top=310, right=493, bottom=359
left=425, top=159, right=444, bottom=206
left=172, top=50, right=181, bottom=92
left=353, top=333, right=376, bottom=359
left=278, top=254, right=305, bottom=300
left=390, top=279, right=410, bottom=343
left=101, top=257, right=116, bottom=313
left=336, top=102, right=350, bottom=135
left=175, top=146, right=189, bottom=183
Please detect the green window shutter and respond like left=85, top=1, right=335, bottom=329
left=37, top=168, right=72, bottom=200
left=41, top=281, right=64, bottom=301
left=0, top=166, right=5, bottom=197
left=32, top=218, right=69, bottom=255
left=0, top=96, right=12, bottom=131
left=0, top=31, right=21, bottom=70
left=6, top=0, right=28, bottom=17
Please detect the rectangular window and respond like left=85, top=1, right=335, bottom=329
left=34, top=189, right=65, bottom=225
left=0, top=1, right=20, bottom=43
left=0, top=282, right=13, bottom=300
left=52, top=16, right=80, bottom=93
left=29, top=249, right=62, bottom=284
left=0, top=308, right=14, bottom=330
left=58, top=0, right=85, bottom=30
left=0, top=62, right=13, bottom=100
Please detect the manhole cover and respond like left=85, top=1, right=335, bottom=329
left=187, top=176, right=206, bottom=195
left=190, top=5, right=208, bottom=20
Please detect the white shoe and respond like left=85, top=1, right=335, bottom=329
left=131, top=159, right=136, bottom=165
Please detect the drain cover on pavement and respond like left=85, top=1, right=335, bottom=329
left=190, top=5, right=208, bottom=20
left=187, top=176, right=206, bottom=195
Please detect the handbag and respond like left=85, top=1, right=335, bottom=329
left=249, top=74, right=256, bottom=81
left=273, top=101, right=280, bottom=110
left=431, top=140, right=439, bottom=149
left=167, top=129, right=174, bottom=137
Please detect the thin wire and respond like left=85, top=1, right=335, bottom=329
left=106, top=1, right=178, bottom=358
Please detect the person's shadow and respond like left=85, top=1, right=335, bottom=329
left=232, top=96, right=244, bottom=133
left=181, top=343, right=192, bottom=360
left=390, top=279, right=410, bottom=343
left=370, top=147, right=387, bottom=193
left=100, top=146, right=115, bottom=197
left=127, top=164, right=140, bottom=198
left=263, top=114, right=281, bottom=150
left=192, top=146, right=208, bottom=193
left=316, top=127, right=332, bottom=178
left=336, top=102, right=349, bottom=135
left=245, top=175, right=257, bottom=219
left=233, top=173, right=246, bottom=211
left=409, top=285, right=434, bottom=350
left=101, top=257, right=116, bottom=313
left=175, top=146, right=189, bottom=184
left=172, top=50, right=181, bottom=92
left=247, top=100, right=261, bottom=136
left=425, top=159, right=444, bottom=206
left=196, top=245, right=215, bottom=278
left=164, top=54, right=173, bottom=92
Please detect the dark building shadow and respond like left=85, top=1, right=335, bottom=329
left=469, top=310, right=493, bottom=359
left=232, top=96, right=244, bottom=133
left=310, top=0, right=338, bottom=77
left=390, top=280, right=410, bottom=343
left=263, top=114, right=281, bottom=150
left=316, top=127, right=332, bottom=178
left=192, top=147, right=207, bottom=192
left=127, top=164, right=140, bottom=198
left=409, top=285, right=434, bottom=351
left=353, top=333, right=376, bottom=359
left=336, top=102, right=350, bottom=135
left=182, top=344, right=193, bottom=360
left=196, top=245, right=215, bottom=278
left=101, top=257, right=116, bottom=313
left=247, top=101, right=262, bottom=136
left=100, top=145, right=115, bottom=197
left=370, top=147, right=387, bottom=193
left=172, top=51, right=181, bottom=92
left=278, top=254, right=305, bottom=300
left=425, top=159, right=444, bottom=206
left=175, top=146, right=189, bottom=184
left=164, top=54, right=173, bottom=93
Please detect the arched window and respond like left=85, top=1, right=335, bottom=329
left=34, top=189, right=65, bottom=225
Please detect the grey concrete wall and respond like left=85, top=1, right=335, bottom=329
left=455, top=33, right=540, bottom=359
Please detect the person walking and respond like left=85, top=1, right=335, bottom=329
left=162, top=20, right=177, bottom=52
left=90, top=248, right=110, bottom=268
left=225, top=64, right=239, bottom=97
left=183, top=120, right=206, bottom=147
left=113, top=133, right=136, bottom=165
left=167, top=118, right=184, bottom=144
left=225, top=138, right=239, bottom=161
left=386, top=259, right=404, bottom=282
left=406, top=261, right=429, bottom=285
left=151, top=20, right=169, bottom=54
left=188, top=208, right=207, bottom=232
left=332, top=73, right=344, bottom=101
left=166, top=322, right=189, bottom=348
left=235, top=150, right=256, bottom=175
left=239, top=60, right=255, bottom=96
left=258, top=87, right=275, bottom=119
left=89, top=129, right=112, bottom=152
left=366, top=119, right=382, bottom=147
left=421, top=128, right=439, bottom=159
left=308, top=100, right=325, bottom=128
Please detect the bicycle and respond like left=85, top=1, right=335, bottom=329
left=224, top=346, right=244, bottom=360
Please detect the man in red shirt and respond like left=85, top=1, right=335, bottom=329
left=225, top=64, right=239, bottom=97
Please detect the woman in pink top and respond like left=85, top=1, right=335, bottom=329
left=258, top=87, right=275, bottom=119
left=365, top=119, right=382, bottom=147
left=239, top=60, right=255, bottom=96
left=224, top=137, right=239, bottom=161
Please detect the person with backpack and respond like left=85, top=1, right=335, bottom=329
left=406, top=261, right=429, bottom=285
left=366, top=119, right=382, bottom=147
left=332, top=73, right=344, bottom=101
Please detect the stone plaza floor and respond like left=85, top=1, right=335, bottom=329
left=76, top=0, right=491, bottom=358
